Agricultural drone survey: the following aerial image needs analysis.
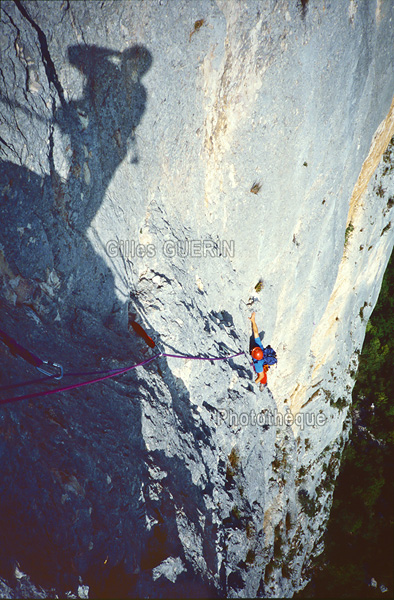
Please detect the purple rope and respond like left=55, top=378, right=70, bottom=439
left=161, top=352, right=244, bottom=361
left=0, top=366, right=131, bottom=393
left=0, top=374, right=55, bottom=392
left=0, top=354, right=161, bottom=406
left=0, top=350, right=245, bottom=406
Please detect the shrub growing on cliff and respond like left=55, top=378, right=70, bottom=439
left=228, top=447, right=240, bottom=470
left=246, top=521, right=254, bottom=539
left=226, top=447, right=240, bottom=481
left=285, top=511, right=292, bottom=533
left=232, top=505, right=241, bottom=519
left=250, top=181, right=262, bottom=194
left=298, top=489, right=317, bottom=517
left=274, top=524, right=284, bottom=560
left=254, top=280, right=264, bottom=292
left=330, top=396, right=348, bottom=411
left=344, top=222, right=354, bottom=248
left=302, top=250, right=394, bottom=597
left=264, top=559, right=275, bottom=584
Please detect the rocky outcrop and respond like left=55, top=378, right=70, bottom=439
left=0, top=1, right=394, bottom=597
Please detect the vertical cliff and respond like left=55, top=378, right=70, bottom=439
left=0, top=0, right=394, bottom=597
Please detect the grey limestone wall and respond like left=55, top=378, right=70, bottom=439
left=0, top=1, right=394, bottom=597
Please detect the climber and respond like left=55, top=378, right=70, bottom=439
left=249, top=312, right=276, bottom=389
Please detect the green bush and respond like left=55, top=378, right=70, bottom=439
left=298, top=250, right=394, bottom=597
left=298, top=490, right=317, bottom=517
left=231, top=505, right=241, bottom=520
left=228, top=447, right=240, bottom=470
left=246, top=521, right=254, bottom=539
left=344, top=222, right=354, bottom=248
left=330, top=396, right=348, bottom=411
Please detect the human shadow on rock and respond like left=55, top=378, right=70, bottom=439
left=0, top=43, right=162, bottom=596
left=0, top=44, right=152, bottom=329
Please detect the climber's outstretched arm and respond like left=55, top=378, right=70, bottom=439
left=249, top=311, right=260, bottom=339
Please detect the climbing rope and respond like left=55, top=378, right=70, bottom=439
left=0, top=351, right=245, bottom=406
left=0, top=366, right=128, bottom=393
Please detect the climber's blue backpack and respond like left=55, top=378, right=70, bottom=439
left=263, top=345, right=277, bottom=366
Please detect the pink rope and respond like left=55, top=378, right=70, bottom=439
left=0, top=354, right=161, bottom=406
left=0, top=351, right=245, bottom=406
left=161, top=352, right=244, bottom=361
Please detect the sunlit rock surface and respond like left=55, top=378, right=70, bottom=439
left=1, top=0, right=394, bottom=597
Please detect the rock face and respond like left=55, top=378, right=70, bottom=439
left=0, top=0, right=394, bottom=597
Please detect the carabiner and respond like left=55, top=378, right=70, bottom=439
left=36, top=362, right=63, bottom=380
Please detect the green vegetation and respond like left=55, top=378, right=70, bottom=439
left=272, top=456, right=281, bottom=471
left=255, top=279, right=264, bottom=292
left=226, top=465, right=234, bottom=481
left=359, top=301, right=368, bottom=322
left=272, top=443, right=289, bottom=473
left=189, top=18, right=204, bottom=41
left=329, top=396, right=348, bottom=411
left=285, top=511, right=292, bottom=534
left=381, top=221, right=391, bottom=236
left=317, top=453, right=339, bottom=494
left=250, top=181, right=262, bottom=194
left=231, top=505, right=241, bottom=520
left=344, top=221, right=354, bottom=248
left=228, top=447, right=240, bottom=470
left=246, top=521, right=254, bottom=539
left=298, top=489, right=317, bottom=518
left=298, top=251, right=394, bottom=598
left=226, top=447, right=240, bottom=480
left=282, top=562, right=291, bottom=579
left=298, top=465, right=307, bottom=478
left=386, top=196, right=394, bottom=211
left=274, top=523, right=284, bottom=560
left=264, top=558, right=275, bottom=584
